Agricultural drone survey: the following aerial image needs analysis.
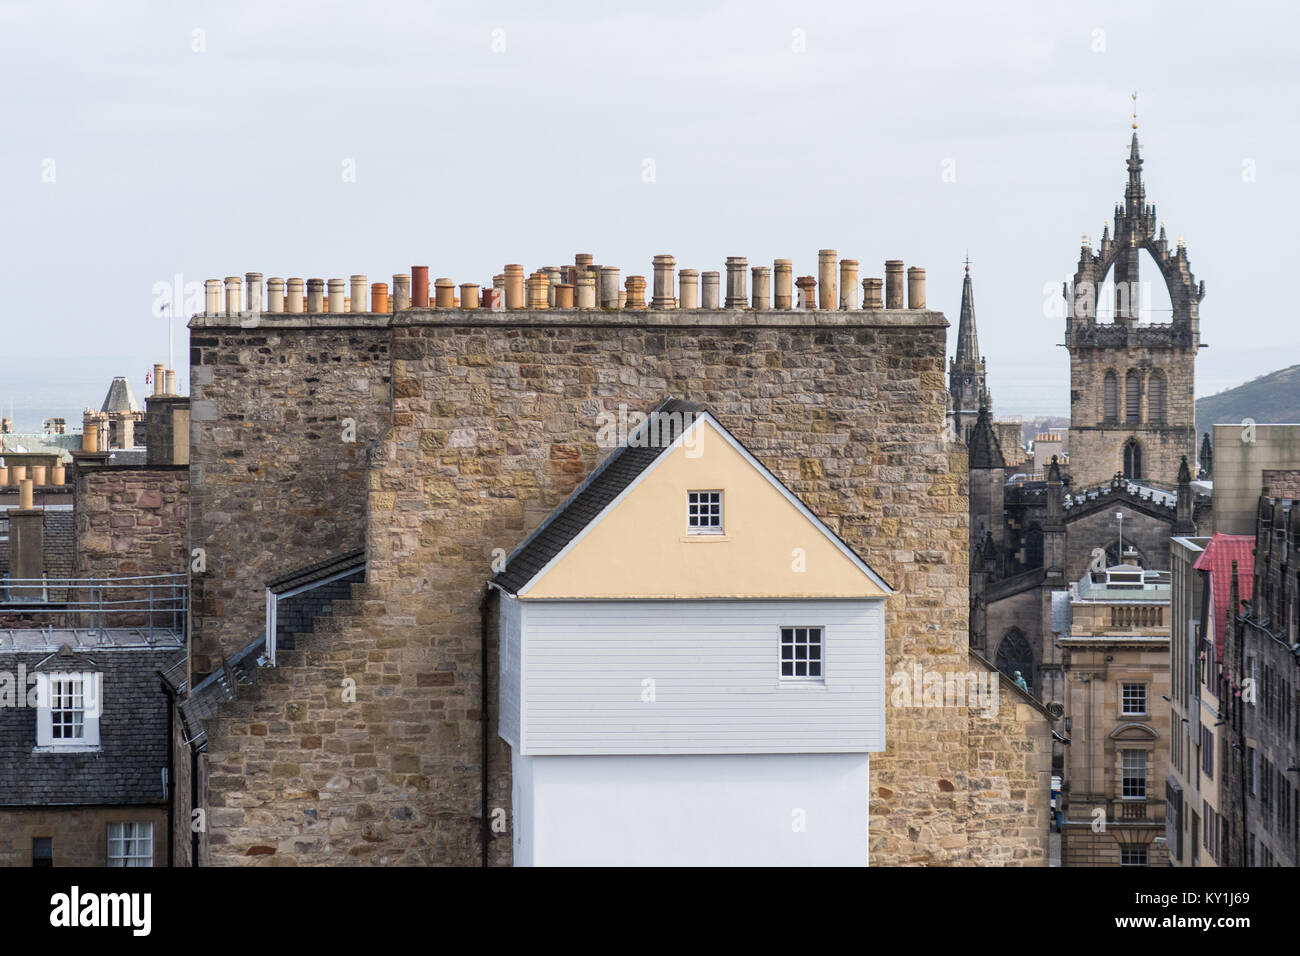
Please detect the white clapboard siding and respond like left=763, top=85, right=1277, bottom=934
left=498, top=593, right=523, bottom=749
left=516, top=599, right=885, bottom=755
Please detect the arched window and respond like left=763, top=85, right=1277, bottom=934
left=1103, top=370, right=1118, bottom=423
left=1147, top=370, right=1166, bottom=424
left=1123, top=439, right=1142, bottom=480
left=1125, top=370, right=1142, bottom=423
left=995, top=629, right=1035, bottom=692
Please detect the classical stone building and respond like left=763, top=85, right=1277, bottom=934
left=1057, top=553, right=1172, bottom=866
left=183, top=257, right=1052, bottom=866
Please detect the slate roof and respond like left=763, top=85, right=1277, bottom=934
left=968, top=405, right=1005, bottom=470
left=1193, top=533, right=1254, bottom=661
left=267, top=548, right=365, bottom=595
left=0, top=641, right=182, bottom=806
left=100, top=376, right=141, bottom=414
left=492, top=398, right=705, bottom=595
left=1050, top=589, right=1073, bottom=635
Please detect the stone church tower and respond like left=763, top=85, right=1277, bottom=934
left=1064, top=128, right=1204, bottom=488
left=948, top=261, right=991, bottom=445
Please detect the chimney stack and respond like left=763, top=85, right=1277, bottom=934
left=724, top=257, right=748, bottom=309
left=884, top=260, right=904, bottom=308
left=773, top=260, right=793, bottom=310
left=839, top=260, right=859, bottom=310
left=907, top=267, right=926, bottom=309
left=8, top=477, right=43, bottom=600
left=411, top=266, right=430, bottom=308
left=818, top=250, right=838, bottom=310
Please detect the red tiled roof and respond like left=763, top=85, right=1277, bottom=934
left=1193, top=533, right=1254, bottom=660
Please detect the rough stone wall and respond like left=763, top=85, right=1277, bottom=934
left=73, top=465, right=189, bottom=627
left=0, top=806, right=167, bottom=866
left=197, top=307, right=1051, bottom=867
left=1068, top=343, right=1196, bottom=488
left=187, top=322, right=391, bottom=676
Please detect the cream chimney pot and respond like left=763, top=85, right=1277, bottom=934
left=245, top=273, right=263, bottom=312
left=224, top=276, right=242, bottom=314
left=204, top=279, right=222, bottom=314
left=327, top=278, right=346, bottom=313
left=678, top=269, right=700, bottom=310
left=350, top=275, right=368, bottom=312
left=817, top=250, right=837, bottom=310
left=153, top=363, right=165, bottom=397
left=701, top=271, right=721, bottom=309
left=286, top=278, right=305, bottom=313
left=724, top=257, right=749, bottom=309
left=267, top=277, right=286, bottom=313
left=839, top=260, right=860, bottom=310
left=164, top=369, right=177, bottom=396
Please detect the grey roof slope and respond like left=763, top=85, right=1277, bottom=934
left=0, top=644, right=182, bottom=806
left=968, top=404, right=1006, bottom=470
left=267, top=548, right=365, bottom=594
left=492, top=398, right=705, bottom=595
left=100, top=376, right=141, bottom=414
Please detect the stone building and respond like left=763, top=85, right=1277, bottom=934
left=1056, top=553, right=1172, bottom=866
left=183, top=257, right=1052, bottom=866
left=1221, top=497, right=1300, bottom=867
left=1064, top=131, right=1203, bottom=489
left=947, top=261, right=991, bottom=446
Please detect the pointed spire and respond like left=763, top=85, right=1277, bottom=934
left=954, top=260, right=980, bottom=368
left=968, top=403, right=1005, bottom=470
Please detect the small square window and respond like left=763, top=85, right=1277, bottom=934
left=687, top=491, right=723, bottom=534
left=107, top=822, right=153, bottom=867
left=32, top=838, right=52, bottom=868
left=780, top=627, right=823, bottom=680
left=1121, top=682, right=1146, bottom=716
left=1120, top=844, right=1149, bottom=867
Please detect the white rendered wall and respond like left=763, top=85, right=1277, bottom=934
left=512, top=750, right=869, bottom=866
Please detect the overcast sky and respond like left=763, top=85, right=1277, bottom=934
left=2, top=0, right=1295, bottom=430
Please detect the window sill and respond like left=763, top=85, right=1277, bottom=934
left=32, top=745, right=102, bottom=754
left=680, top=534, right=729, bottom=543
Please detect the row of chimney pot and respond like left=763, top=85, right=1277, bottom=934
left=204, top=256, right=926, bottom=314
left=0, top=465, right=65, bottom=489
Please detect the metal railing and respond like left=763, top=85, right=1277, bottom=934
left=1, top=572, right=187, bottom=638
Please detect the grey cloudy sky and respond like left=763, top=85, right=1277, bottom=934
left=2, top=0, right=1296, bottom=430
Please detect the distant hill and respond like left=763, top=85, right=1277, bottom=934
left=1196, top=365, right=1300, bottom=440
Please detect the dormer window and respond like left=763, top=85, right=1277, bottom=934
left=34, top=671, right=101, bottom=751
left=687, top=491, right=723, bottom=534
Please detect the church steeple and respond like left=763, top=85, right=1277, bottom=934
left=948, top=257, right=992, bottom=445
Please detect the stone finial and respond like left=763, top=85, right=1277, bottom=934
left=724, top=257, right=749, bottom=309
left=751, top=266, right=771, bottom=310
left=411, top=266, right=430, bottom=308
left=884, top=260, right=904, bottom=309
left=350, top=275, right=368, bottom=313
left=678, top=269, right=699, bottom=309
left=818, top=250, right=838, bottom=310
left=266, top=277, right=286, bottom=313
left=701, top=271, right=721, bottom=309
left=907, top=267, right=926, bottom=310
left=839, top=260, right=860, bottom=310
left=652, top=254, right=676, bottom=309
left=773, top=260, right=793, bottom=310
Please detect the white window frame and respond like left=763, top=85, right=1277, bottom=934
left=686, top=490, right=724, bottom=535
left=1120, top=844, right=1149, bottom=867
left=34, top=671, right=101, bottom=751
left=1121, top=682, right=1147, bottom=716
left=779, top=626, right=824, bottom=682
left=1121, top=748, right=1147, bottom=800
left=106, top=822, right=153, bottom=867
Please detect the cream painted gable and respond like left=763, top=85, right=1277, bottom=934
left=520, top=417, right=890, bottom=600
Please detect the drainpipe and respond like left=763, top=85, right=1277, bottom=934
left=480, top=585, right=492, bottom=867
left=158, top=673, right=175, bottom=868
